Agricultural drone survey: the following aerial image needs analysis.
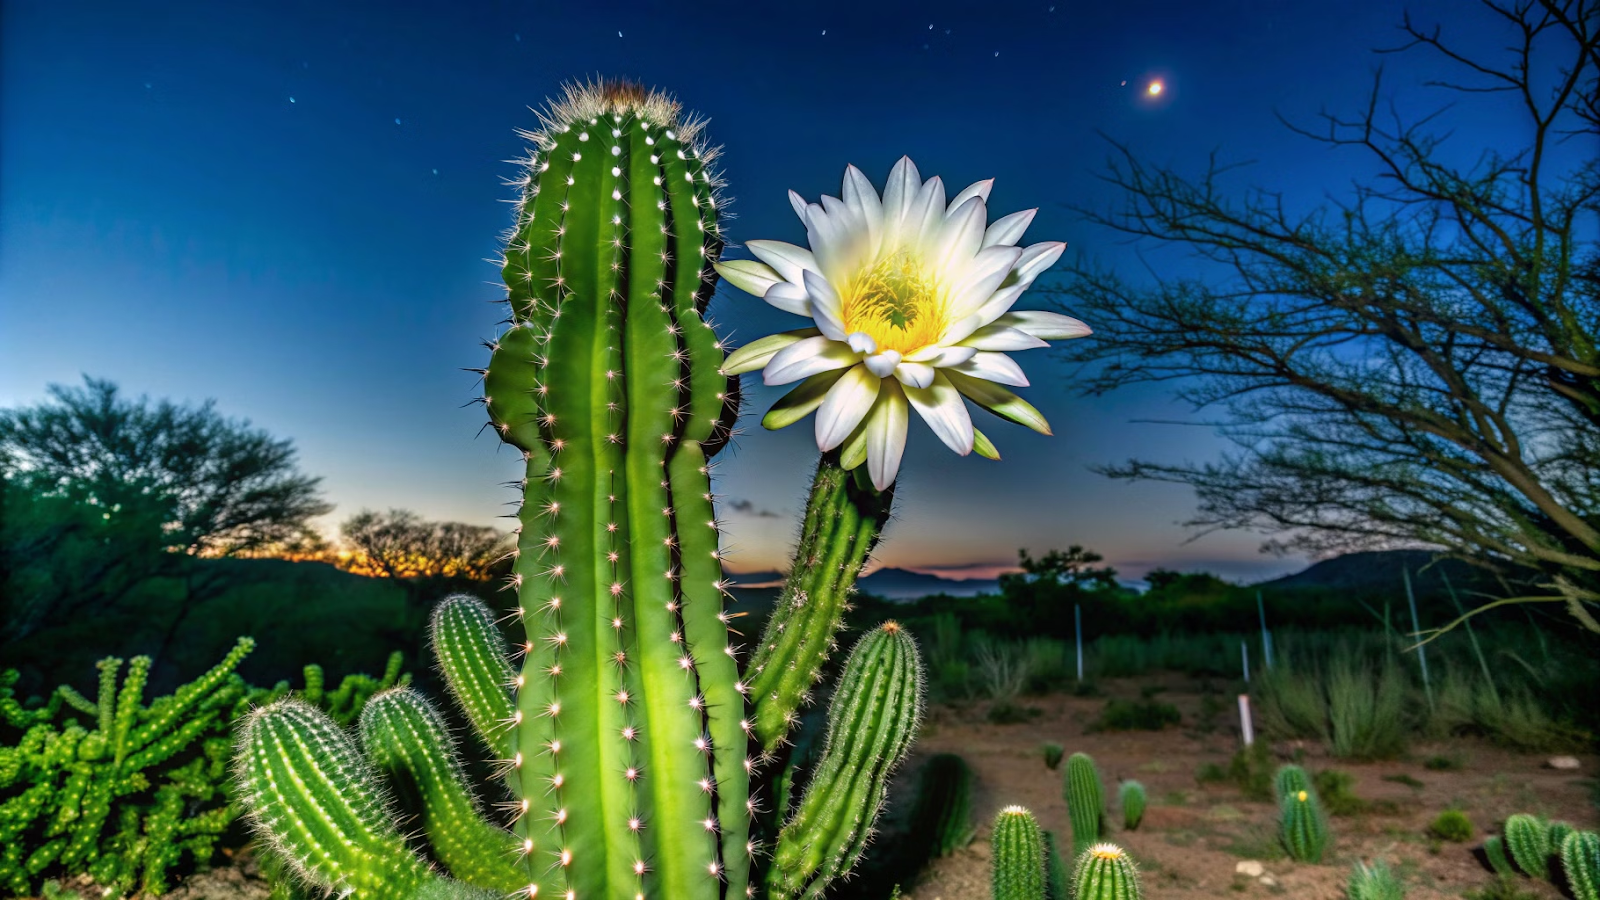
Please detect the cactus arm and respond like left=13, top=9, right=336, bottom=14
left=111, top=656, right=150, bottom=767
left=513, top=449, right=566, bottom=891
left=430, top=595, right=516, bottom=761
left=746, top=459, right=893, bottom=751
left=768, top=623, right=923, bottom=898
left=95, top=658, right=121, bottom=736
left=1563, top=830, right=1599, bottom=900
left=1504, top=813, right=1551, bottom=879
left=990, top=806, right=1046, bottom=900
left=358, top=689, right=523, bottom=893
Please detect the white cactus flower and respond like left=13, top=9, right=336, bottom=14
left=716, top=156, right=1091, bottom=490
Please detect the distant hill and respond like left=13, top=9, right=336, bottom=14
left=726, top=567, right=1001, bottom=600
left=1255, top=549, right=1490, bottom=598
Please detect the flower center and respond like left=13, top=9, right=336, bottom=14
left=842, top=246, right=947, bottom=355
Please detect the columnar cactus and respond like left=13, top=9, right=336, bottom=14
left=1119, top=780, right=1146, bottom=831
left=1563, top=830, right=1599, bottom=900
left=1065, top=752, right=1105, bottom=857
left=1042, top=830, right=1070, bottom=900
left=233, top=79, right=922, bottom=900
left=990, top=806, right=1046, bottom=900
left=1484, top=835, right=1516, bottom=878
left=912, top=752, right=975, bottom=858
left=1280, top=788, right=1329, bottom=863
left=1071, top=843, right=1144, bottom=900
left=1505, top=814, right=1551, bottom=880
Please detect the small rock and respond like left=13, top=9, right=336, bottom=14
left=1260, top=874, right=1278, bottom=887
left=1547, top=756, right=1581, bottom=770
left=1236, top=860, right=1266, bottom=878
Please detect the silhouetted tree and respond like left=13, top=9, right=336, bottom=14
left=1054, top=1, right=1600, bottom=630
left=338, top=508, right=509, bottom=614
left=0, top=376, right=332, bottom=647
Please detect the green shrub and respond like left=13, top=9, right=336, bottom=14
left=1093, top=698, right=1180, bottom=732
left=1346, top=859, right=1405, bottom=900
left=1227, top=742, right=1274, bottom=802
left=1423, top=754, right=1462, bottom=771
left=1327, top=649, right=1409, bottom=759
left=1430, top=810, right=1474, bottom=843
left=1042, top=742, right=1065, bottom=770
left=1314, top=769, right=1370, bottom=817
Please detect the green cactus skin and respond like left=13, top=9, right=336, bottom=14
left=990, top=806, right=1046, bottom=900
left=1119, top=780, right=1146, bottom=831
left=1273, top=764, right=1311, bottom=806
left=909, top=752, right=974, bottom=858
left=1041, top=742, right=1064, bottom=771
left=1484, top=834, right=1516, bottom=878
left=1506, top=813, right=1553, bottom=880
left=767, top=623, right=924, bottom=899
left=1562, top=830, right=1599, bottom=900
left=1280, top=788, right=1329, bottom=863
left=358, top=689, right=524, bottom=892
left=1065, top=752, right=1105, bottom=858
left=746, top=457, right=894, bottom=752
left=1071, top=843, right=1144, bottom=900
left=429, top=595, right=516, bottom=761
left=1042, top=830, right=1069, bottom=900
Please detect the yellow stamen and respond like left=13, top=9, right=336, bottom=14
left=841, top=245, right=946, bottom=355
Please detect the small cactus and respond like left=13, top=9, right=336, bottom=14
left=1064, top=752, right=1105, bottom=857
left=990, top=806, right=1046, bottom=900
left=1483, top=835, right=1516, bottom=878
left=1562, top=830, right=1599, bottom=900
left=1042, top=830, right=1069, bottom=900
left=913, top=753, right=975, bottom=858
left=1119, top=781, right=1146, bottom=831
left=1072, top=843, right=1143, bottom=900
left=1505, top=813, right=1551, bottom=880
left=1280, top=788, right=1329, bottom=863
left=1041, top=742, right=1064, bottom=770
left=1273, top=764, right=1311, bottom=805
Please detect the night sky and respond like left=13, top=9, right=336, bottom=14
left=2, top=0, right=1518, bottom=582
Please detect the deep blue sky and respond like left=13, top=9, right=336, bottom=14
left=2, top=0, right=1517, bottom=581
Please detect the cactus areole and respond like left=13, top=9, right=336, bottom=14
left=234, top=79, right=927, bottom=900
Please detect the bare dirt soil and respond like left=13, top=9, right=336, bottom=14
left=896, top=678, right=1596, bottom=900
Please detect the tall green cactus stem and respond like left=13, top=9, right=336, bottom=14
left=1562, top=830, right=1599, bottom=900
left=487, top=81, right=749, bottom=898
left=430, top=595, right=515, bottom=762
left=1065, top=752, right=1105, bottom=857
left=1119, top=781, right=1146, bottom=831
left=915, top=753, right=975, bottom=857
left=990, top=806, right=1046, bottom=900
left=1280, top=789, right=1329, bottom=863
left=358, top=689, right=523, bottom=892
left=1484, top=835, right=1516, bottom=878
left=767, top=623, right=924, bottom=899
left=1504, top=813, right=1551, bottom=880
left=745, top=457, right=893, bottom=751
left=1071, top=843, right=1144, bottom=900
left=235, top=700, right=437, bottom=896
left=1042, top=830, right=1070, bottom=900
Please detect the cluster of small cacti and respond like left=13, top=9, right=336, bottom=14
left=1119, top=780, right=1146, bottom=831
left=1276, top=764, right=1329, bottom=862
left=0, top=640, right=406, bottom=897
left=1065, top=752, right=1106, bottom=857
left=232, top=80, right=923, bottom=900
left=912, top=752, right=975, bottom=857
left=1487, top=813, right=1598, bottom=899
left=1345, top=859, right=1405, bottom=900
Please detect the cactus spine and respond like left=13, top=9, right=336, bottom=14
left=1484, top=835, right=1516, bottom=878
left=1280, top=788, right=1329, bottom=863
left=1065, top=752, right=1105, bottom=857
left=990, top=806, right=1046, bottom=900
left=1071, top=843, right=1144, bottom=900
left=1504, top=813, right=1551, bottom=880
left=1119, top=780, right=1146, bottom=831
left=1563, top=830, right=1599, bottom=900
left=767, top=623, right=924, bottom=899
left=234, top=78, right=922, bottom=900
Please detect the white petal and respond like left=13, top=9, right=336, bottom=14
left=746, top=240, right=819, bottom=286
left=863, top=349, right=902, bottom=377
left=982, top=209, right=1036, bottom=248
left=991, top=310, right=1093, bottom=340
left=908, top=175, right=947, bottom=248
left=763, top=369, right=847, bottom=430
left=807, top=199, right=868, bottom=286
left=764, top=336, right=859, bottom=385
left=945, top=245, right=1023, bottom=320
left=904, top=344, right=978, bottom=368
left=788, top=189, right=809, bottom=222
left=952, top=351, right=1030, bottom=387
left=846, top=332, right=877, bottom=354
left=904, top=372, right=974, bottom=455
left=893, top=361, right=935, bottom=389
left=947, top=178, right=994, bottom=213
left=842, top=165, right=884, bottom=253
left=815, top=365, right=880, bottom=451
left=803, top=270, right=848, bottom=340
left=866, top=379, right=910, bottom=491
left=941, top=282, right=1028, bottom=345
left=882, top=156, right=922, bottom=239
left=713, top=259, right=782, bottom=298
left=722, top=328, right=819, bottom=375
left=958, top=324, right=1049, bottom=351
left=763, top=281, right=812, bottom=317
left=932, top=196, right=987, bottom=273
left=946, top=369, right=1052, bottom=435
left=1013, top=241, right=1066, bottom=285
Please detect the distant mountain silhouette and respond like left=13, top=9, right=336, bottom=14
left=725, top=566, right=1000, bottom=600
left=1254, top=549, right=1488, bottom=597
